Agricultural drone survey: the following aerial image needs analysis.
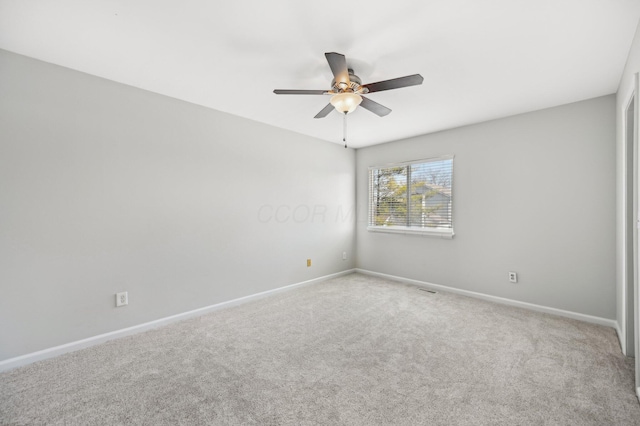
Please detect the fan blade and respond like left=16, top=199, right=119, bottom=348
left=274, top=89, right=327, bottom=95
left=325, top=52, right=350, bottom=86
left=314, top=103, right=334, bottom=119
left=362, top=74, right=424, bottom=93
left=360, top=96, right=392, bottom=117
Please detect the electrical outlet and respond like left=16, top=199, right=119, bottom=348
left=307, top=259, right=311, bottom=267
left=116, top=291, right=128, bottom=307
left=508, top=272, right=518, bottom=283
left=342, top=251, right=347, bottom=260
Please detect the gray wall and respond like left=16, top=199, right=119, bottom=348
left=356, top=95, right=616, bottom=319
left=0, top=49, right=356, bottom=361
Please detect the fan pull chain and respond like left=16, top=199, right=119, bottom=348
left=343, top=111, right=348, bottom=148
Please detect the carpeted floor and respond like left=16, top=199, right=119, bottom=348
left=1, top=273, right=639, bottom=425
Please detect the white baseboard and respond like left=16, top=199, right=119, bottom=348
left=0, top=269, right=355, bottom=372
left=356, top=269, right=618, bottom=329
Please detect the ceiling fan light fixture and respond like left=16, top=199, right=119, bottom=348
left=330, top=92, right=362, bottom=114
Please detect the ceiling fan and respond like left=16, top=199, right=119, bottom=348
left=273, top=52, right=424, bottom=119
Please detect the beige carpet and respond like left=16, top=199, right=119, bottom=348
left=1, top=273, right=639, bottom=425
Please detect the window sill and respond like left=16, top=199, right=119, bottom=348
left=367, top=226, right=455, bottom=239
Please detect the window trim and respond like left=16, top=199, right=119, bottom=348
left=367, top=155, right=454, bottom=239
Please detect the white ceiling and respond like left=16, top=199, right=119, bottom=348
left=1, top=0, right=639, bottom=148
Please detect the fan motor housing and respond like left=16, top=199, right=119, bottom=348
left=331, top=69, right=367, bottom=93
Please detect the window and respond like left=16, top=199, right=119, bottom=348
left=368, top=155, right=454, bottom=238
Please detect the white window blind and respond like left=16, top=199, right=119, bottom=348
left=368, top=155, right=454, bottom=238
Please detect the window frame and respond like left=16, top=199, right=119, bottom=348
left=367, top=155, right=455, bottom=239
